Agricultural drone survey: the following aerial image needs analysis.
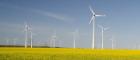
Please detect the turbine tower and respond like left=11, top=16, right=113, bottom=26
left=110, top=36, right=115, bottom=49
left=98, top=25, right=109, bottom=49
left=51, top=31, right=56, bottom=48
left=24, top=22, right=33, bottom=48
left=13, top=38, right=17, bottom=46
left=24, top=22, right=28, bottom=48
left=89, top=6, right=105, bottom=48
left=73, top=32, right=76, bottom=48
left=30, top=30, right=33, bottom=48
left=73, top=29, right=79, bottom=48
left=28, top=26, right=33, bottom=48
left=6, top=38, right=9, bottom=45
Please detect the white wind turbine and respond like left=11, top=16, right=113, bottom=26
left=24, top=22, right=28, bottom=48
left=24, top=22, right=33, bottom=48
left=110, top=36, right=115, bottom=49
left=98, top=25, right=109, bottom=49
left=30, top=30, right=33, bottom=48
left=6, top=38, right=9, bottom=45
left=89, top=6, right=105, bottom=48
left=13, top=38, right=17, bottom=46
left=73, top=29, right=79, bottom=48
left=134, top=43, right=139, bottom=49
left=28, top=25, right=33, bottom=48
left=58, top=40, right=62, bottom=47
left=51, top=31, right=56, bottom=48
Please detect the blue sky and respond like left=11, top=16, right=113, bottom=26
left=0, top=0, right=140, bottom=49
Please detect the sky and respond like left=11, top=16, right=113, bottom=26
left=0, top=0, right=140, bottom=49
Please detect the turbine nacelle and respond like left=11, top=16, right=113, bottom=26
left=24, top=22, right=32, bottom=32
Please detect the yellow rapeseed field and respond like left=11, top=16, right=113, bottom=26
left=0, top=48, right=140, bottom=60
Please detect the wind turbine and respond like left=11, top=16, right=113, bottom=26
left=58, top=40, right=62, bottom=47
left=24, top=22, right=28, bottom=48
left=89, top=6, right=105, bottom=48
left=135, top=43, right=140, bottom=49
left=110, top=36, right=115, bottom=49
left=30, top=30, right=33, bottom=48
left=51, top=31, right=56, bottom=48
left=98, top=25, right=109, bottom=49
left=28, top=25, right=33, bottom=48
left=6, top=38, right=9, bottom=45
left=13, top=38, right=17, bottom=46
left=73, top=29, right=79, bottom=48
left=24, top=22, right=34, bottom=48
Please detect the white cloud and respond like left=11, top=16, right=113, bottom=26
left=0, top=2, right=75, bottom=22
left=32, top=9, right=75, bottom=22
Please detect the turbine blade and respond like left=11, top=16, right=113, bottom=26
left=89, top=6, right=95, bottom=15
left=104, top=27, right=110, bottom=30
left=89, top=16, right=95, bottom=24
left=95, top=14, right=106, bottom=17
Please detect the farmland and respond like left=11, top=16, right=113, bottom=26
left=0, top=48, right=140, bottom=60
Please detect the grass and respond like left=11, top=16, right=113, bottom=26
left=0, top=48, right=140, bottom=60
